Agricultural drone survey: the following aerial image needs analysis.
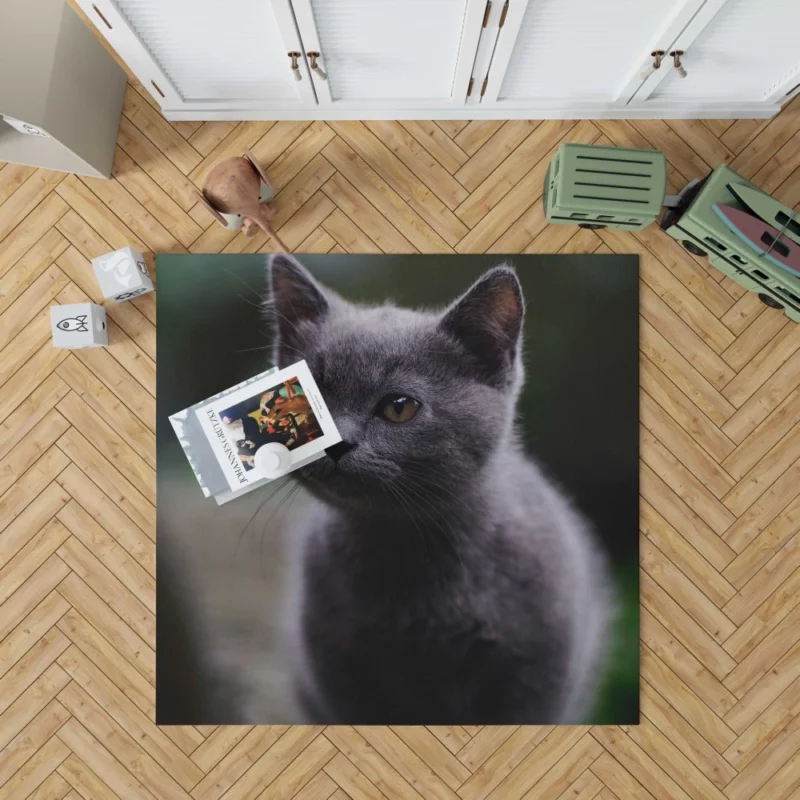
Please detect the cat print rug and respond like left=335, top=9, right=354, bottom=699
left=156, top=253, right=639, bottom=725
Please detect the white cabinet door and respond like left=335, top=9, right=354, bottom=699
left=479, top=0, right=707, bottom=111
left=75, top=0, right=316, bottom=112
left=631, top=0, right=800, bottom=109
left=289, top=0, right=486, bottom=109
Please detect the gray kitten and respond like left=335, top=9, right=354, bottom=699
left=268, top=254, right=614, bottom=724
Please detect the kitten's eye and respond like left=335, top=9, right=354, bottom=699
left=378, top=394, right=420, bottom=423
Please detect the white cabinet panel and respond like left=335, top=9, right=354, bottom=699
left=77, top=0, right=315, bottom=109
left=647, top=0, right=800, bottom=103
left=114, top=0, right=294, bottom=100
left=291, top=0, right=485, bottom=107
left=499, top=0, right=668, bottom=101
left=76, top=0, right=791, bottom=118
left=490, top=0, right=701, bottom=104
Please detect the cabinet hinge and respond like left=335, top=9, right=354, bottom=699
left=480, top=77, right=488, bottom=97
left=467, top=77, right=474, bottom=97
left=482, top=0, right=492, bottom=27
left=499, top=0, right=509, bottom=27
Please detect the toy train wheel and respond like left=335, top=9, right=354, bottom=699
left=578, top=223, right=606, bottom=230
left=758, top=293, right=784, bottom=310
left=682, top=240, right=707, bottom=257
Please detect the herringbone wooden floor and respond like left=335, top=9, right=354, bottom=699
left=2, top=52, right=800, bottom=797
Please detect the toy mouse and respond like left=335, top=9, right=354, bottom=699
left=197, top=149, right=288, bottom=252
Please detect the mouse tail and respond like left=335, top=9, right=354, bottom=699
left=253, top=215, right=289, bottom=253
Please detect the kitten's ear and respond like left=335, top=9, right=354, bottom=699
left=268, top=254, right=329, bottom=364
left=439, top=266, right=524, bottom=387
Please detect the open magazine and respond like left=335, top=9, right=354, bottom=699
left=169, top=360, right=341, bottom=504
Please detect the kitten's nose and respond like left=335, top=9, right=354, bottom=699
left=326, top=441, right=356, bottom=463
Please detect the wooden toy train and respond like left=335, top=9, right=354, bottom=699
left=544, top=143, right=800, bottom=323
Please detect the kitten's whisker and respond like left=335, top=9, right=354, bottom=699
left=236, top=479, right=289, bottom=555
left=264, top=302, right=306, bottom=339
left=387, top=484, right=425, bottom=555
left=399, top=470, right=480, bottom=521
left=223, top=268, right=265, bottom=301
left=401, top=462, right=484, bottom=516
left=258, top=479, right=299, bottom=576
left=275, top=341, right=309, bottom=360
left=396, top=481, right=467, bottom=571
left=237, top=292, right=265, bottom=311
left=241, top=477, right=291, bottom=537
left=235, top=344, right=274, bottom=353
left=401, top=466, right=471, bottom=500
left=390, top=482, right=434, bottom=559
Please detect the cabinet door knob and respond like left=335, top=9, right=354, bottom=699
left=307, top=52, right=328, bottom=81
left=288, top=52, right=302, bottom=81
left=640, top=50, right=665, bottom=81
left=670, top=50, right=687, bottom=79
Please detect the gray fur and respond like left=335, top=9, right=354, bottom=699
left=268, top=254, right=614, bottom=724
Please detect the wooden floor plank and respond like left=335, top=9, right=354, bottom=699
left=57, top=681, right=192, bottom=800
left=364, top=120, right=469, bottom=210
left=329, top=123, right=468, bottom=246
left=56, top=571, right=154, bottom=685
left=639, top=681, right=737, bottom=790
left=0, top=192, right=69, bottom=283
left=642, top=574, right=737, bottom=683
left=0, top=169, right=65, bottom=242
left=0, top=591, right=68, bottom=684
left=56, top=392, right=154, bottom=504
left=111, top=148, right=202, bottom=249
left=116, top=116, right=201, bottom=212
left=264, top=122, right=336, bottom=190
left=640, top=503, right=736, bottom=609
left=454, top=119, right=577, bottom=230
left=55, top=427, right=154, bottom=536
left=400, top=121, right=469, bottom=175
left=0, top=698, right=71, bottom=792
left=0, top=163, right=36, bottom=206
left=0, top=229, right=69, bottom=317
left=454, top=121, right=538, bottom=192
left=57, top=720, right=158, bottom=800
left=122, top=86, right=202, bottom=176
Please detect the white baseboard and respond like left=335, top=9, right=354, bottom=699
left=163, top=103, right=780, bottom=122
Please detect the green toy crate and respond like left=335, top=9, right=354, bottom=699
left=661, top=164, right=800, bottom=323
left=543, top=143, right=666, bottom=231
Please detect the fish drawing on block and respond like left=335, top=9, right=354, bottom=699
left=57, top=315, right=89, bottom=332
left=713, top=203, right=800, bottom=277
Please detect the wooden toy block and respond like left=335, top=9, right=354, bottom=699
left=91, top=246, right=154, bottom=302
left=50, top=302, right=107, bottom=348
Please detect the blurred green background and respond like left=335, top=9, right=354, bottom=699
left=157, top=253, right=639, bottom=724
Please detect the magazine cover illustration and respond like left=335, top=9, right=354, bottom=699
left=195, top=360, right=340, bottom=490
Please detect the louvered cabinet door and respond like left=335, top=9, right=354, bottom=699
left=479, top=0, right=708, bottom=110
left=74, top=0, right=316, bottom=113
left=631, top=0, right=800, bottom=109
left=289, top=0, right=487, bottom=108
